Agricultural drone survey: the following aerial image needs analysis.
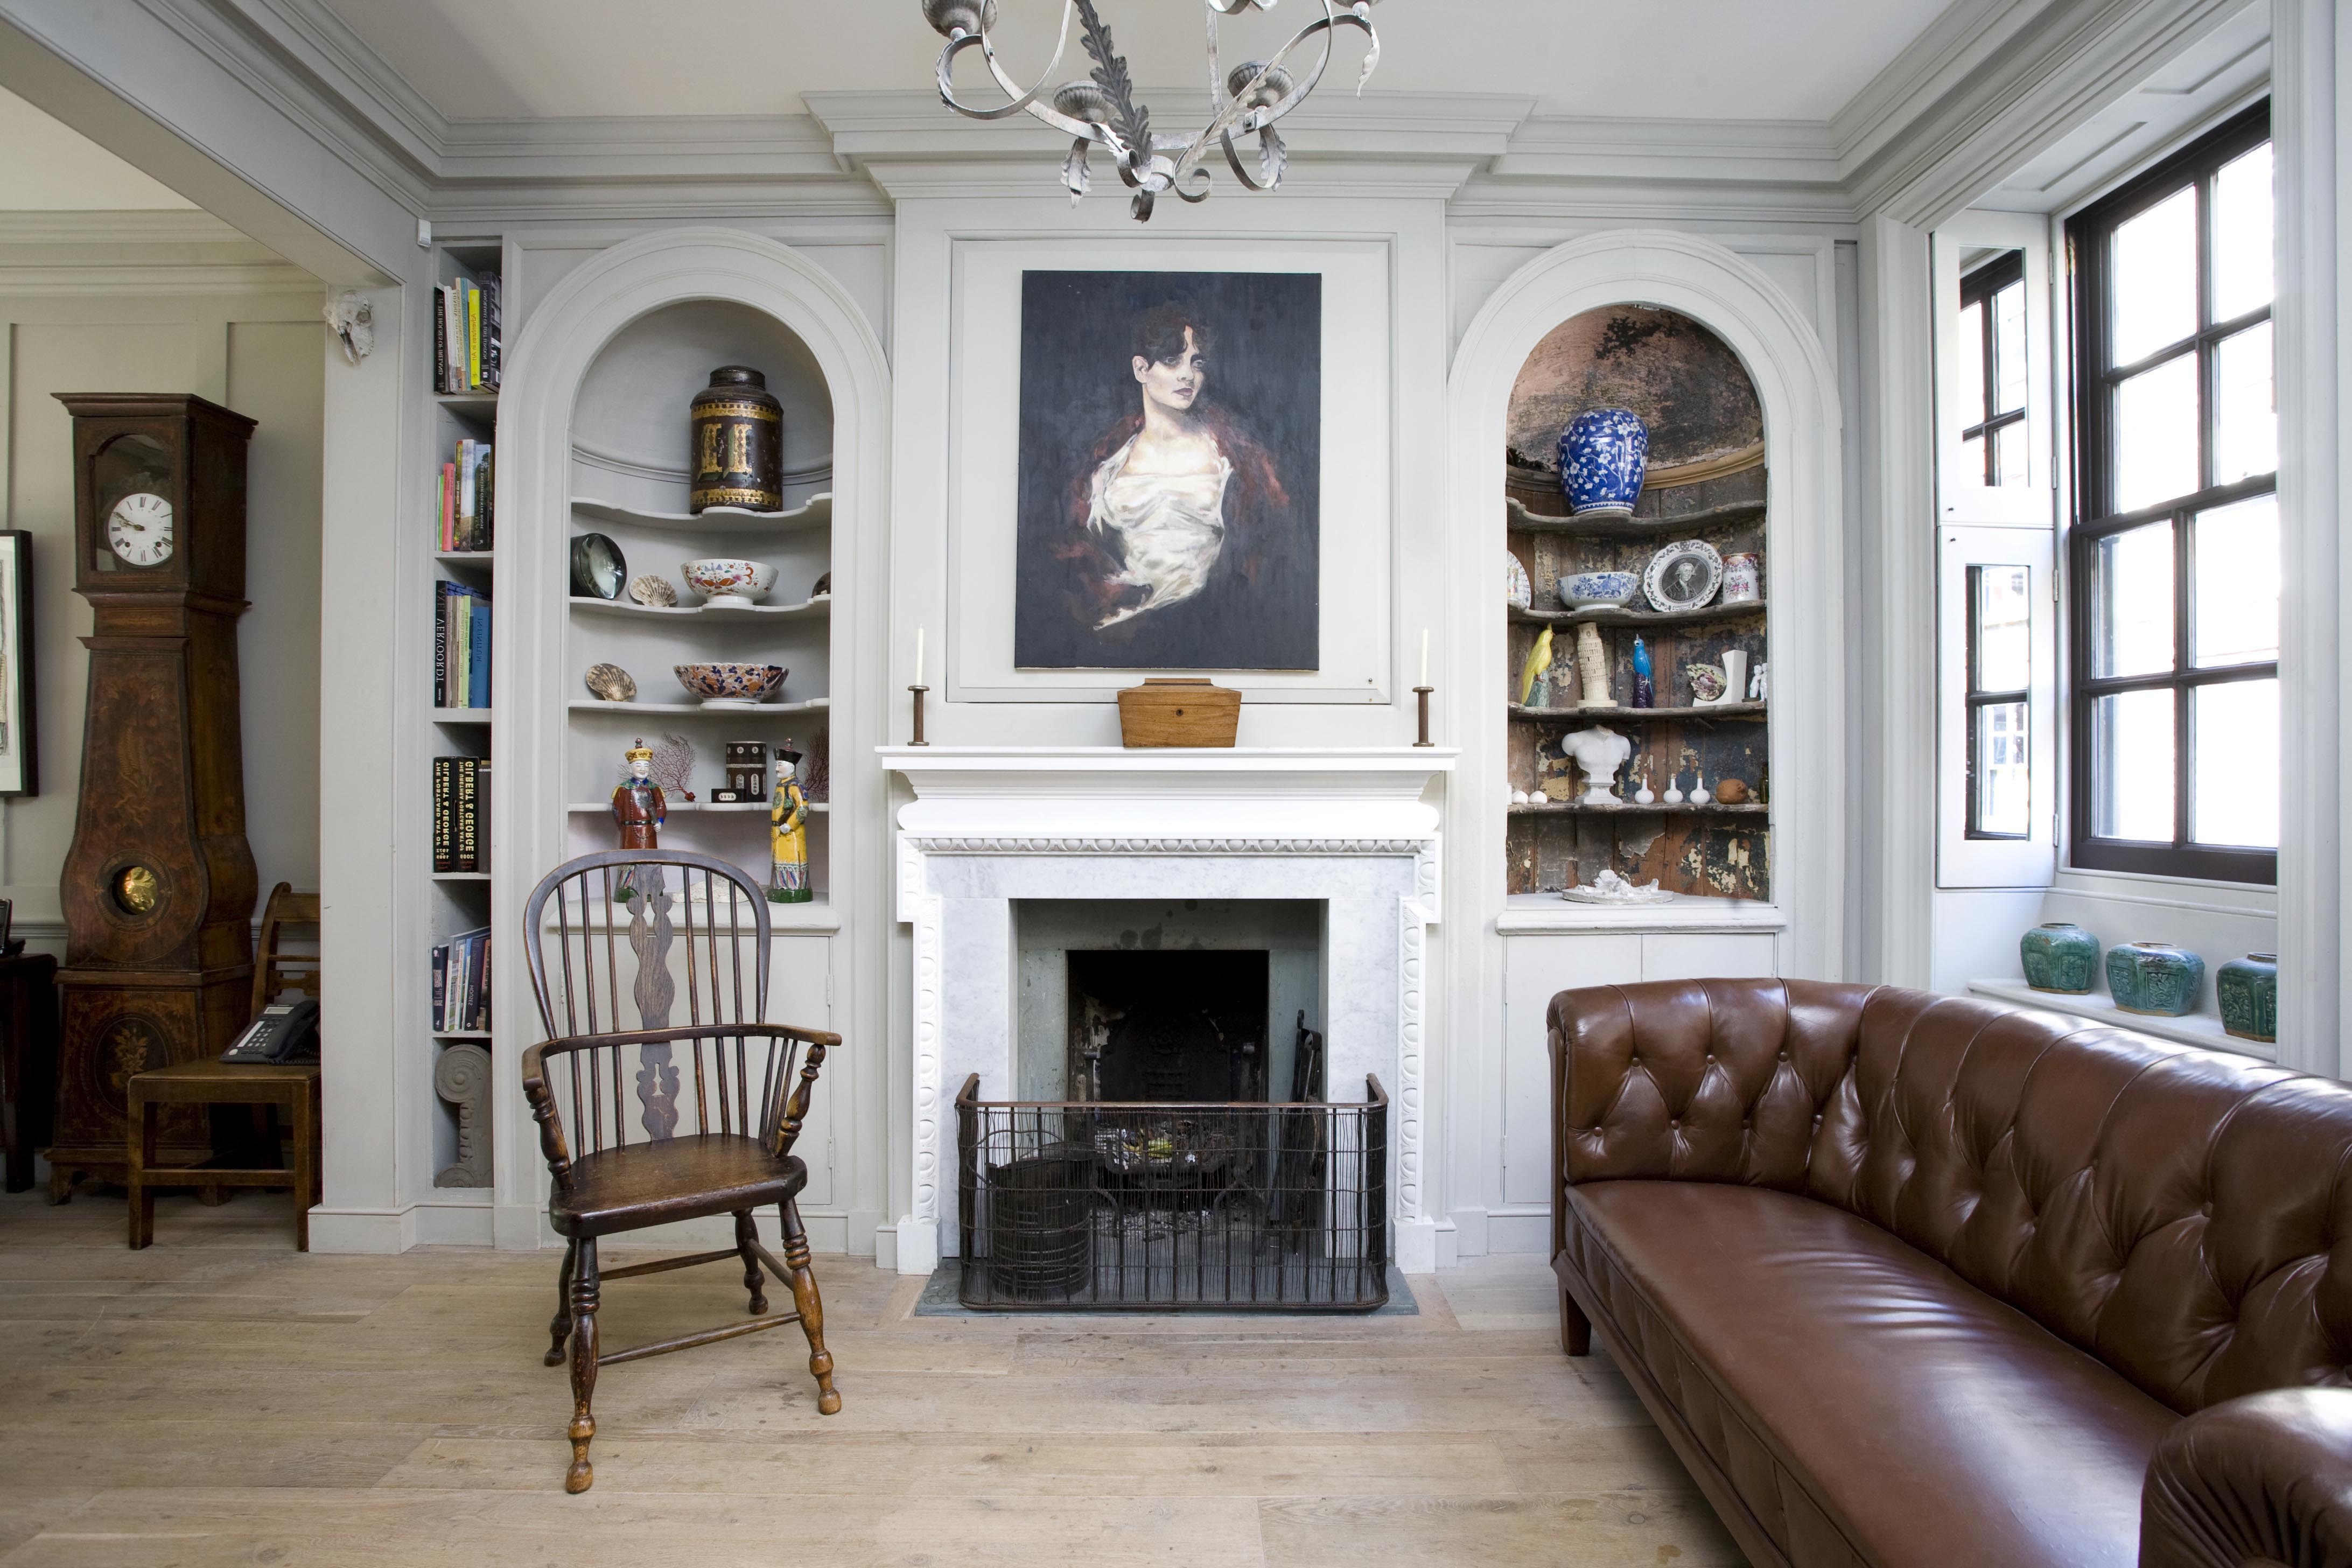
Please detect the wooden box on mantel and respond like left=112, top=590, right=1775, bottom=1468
left=1117, top=679, right=1241, bottom=748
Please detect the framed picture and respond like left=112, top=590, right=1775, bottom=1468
left=945, top=240, right=1394, bottom=704
left=1013, top=270, right=1322, bottom=671
left=0, top=531, right=36, bottom=796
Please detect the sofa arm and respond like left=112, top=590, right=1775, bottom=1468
left=2142, top=1389, right=2352, bottom=1568
left=1546, top=978, right=1873, bottom=1201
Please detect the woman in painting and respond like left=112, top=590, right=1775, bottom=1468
left=1051, top=304, right=1306, bottom=656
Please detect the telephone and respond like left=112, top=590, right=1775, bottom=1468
left=220, top=998, right=320, bottom=1065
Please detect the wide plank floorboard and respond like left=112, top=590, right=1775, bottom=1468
left=0, top=1188, right=1741, bottom=1567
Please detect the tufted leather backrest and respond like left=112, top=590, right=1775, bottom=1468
left=1549, top=978, right=2352, bottom=1415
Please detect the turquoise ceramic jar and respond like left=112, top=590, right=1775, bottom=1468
left=2216, top=954, right=2279, bottom=1044
left=2107, top=942, right=2206, bottom=1018
left=2020, top=923, right=2100, bottom=995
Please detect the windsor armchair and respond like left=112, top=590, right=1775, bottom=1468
left=520, top=850, right=842, bottom=1495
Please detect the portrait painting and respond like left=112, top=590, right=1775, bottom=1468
left=1013, top=270, right=1321, bottom=670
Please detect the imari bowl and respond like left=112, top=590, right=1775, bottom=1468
left=680, top=557, right=779, bottom=606
left=674, top=663, right=788, bottom=707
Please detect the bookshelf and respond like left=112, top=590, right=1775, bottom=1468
left=422, top=236, right=502, bottom=1202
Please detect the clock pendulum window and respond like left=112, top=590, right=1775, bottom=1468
left=40, top=395, right=263, bottom=1203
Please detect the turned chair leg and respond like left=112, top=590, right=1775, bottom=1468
left=1560, top=1285, right=1593, bottom=1357
left=565, top=1238, right=601, bottom=1494
left=544, top=1238, right=577, bottom=1367
left=778, top=1198, right=841, bottom=1415
left=734, top=1210, right=768, bottom=1315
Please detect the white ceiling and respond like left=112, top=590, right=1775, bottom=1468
left=316, top=0, right=1956, bottom=124
left=0, top=87, right=193, bottom=209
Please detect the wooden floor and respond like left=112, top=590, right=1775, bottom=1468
left=0, top=1187, right=1741, bottom=1567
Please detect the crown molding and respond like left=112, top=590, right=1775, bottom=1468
left=0, top=208, right=317, bottom=292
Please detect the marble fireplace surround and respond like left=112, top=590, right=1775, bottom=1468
left=881, top=747, right=1458, bottom=1275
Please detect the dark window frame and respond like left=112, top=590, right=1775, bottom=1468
left=1964, top=563, right=2033, bottom=840
left=2066, top=99, right=2276, bottom=885
left=1960, top=250, right=2028, bottom=485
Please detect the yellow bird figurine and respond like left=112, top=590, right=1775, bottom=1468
left=1518, top=626, right=1555, bottom=707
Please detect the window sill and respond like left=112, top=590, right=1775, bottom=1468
left=1965, top=977, right=2272, bottom=1062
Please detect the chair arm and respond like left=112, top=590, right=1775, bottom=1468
left=518, top=1041, right=575, bottom=1192
left=533, top=1021, right=842, bottom=1055
left=2141, top=1389, right=2352, bottom=1568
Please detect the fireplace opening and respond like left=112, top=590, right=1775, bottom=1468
left=1067, top=949, right=1282, bottom=1103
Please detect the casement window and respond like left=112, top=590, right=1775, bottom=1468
left=1959, top=252, right=2031, bottom=488
left=2065, top=101, right=2276, bottom=884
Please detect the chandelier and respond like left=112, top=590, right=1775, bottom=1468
left=920, top=0, right=1383, bottom=221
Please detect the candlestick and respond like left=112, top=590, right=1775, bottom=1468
left=915, top=626, right=925, bottom=689
left=1413, top=684, right=1434, bottom=747
left=909, top=684, right=930, bottom=746
left=1418, top=627, right=1429, bottom=688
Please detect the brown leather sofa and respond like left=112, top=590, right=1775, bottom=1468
left=1547, top=978, right=2352, bottom=1568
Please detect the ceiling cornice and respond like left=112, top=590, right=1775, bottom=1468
left=0, top=206, right=318, bottom=293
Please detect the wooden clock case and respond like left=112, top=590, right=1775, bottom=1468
left=44, top=393, right=261, bottom=1201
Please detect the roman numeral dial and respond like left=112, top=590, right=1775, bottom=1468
left=106, top=492, right=174, bottom=568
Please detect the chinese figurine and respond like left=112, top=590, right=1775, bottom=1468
left=768, top=747, right=812, bottom=904
left=612, top=738, right=666, bottom=850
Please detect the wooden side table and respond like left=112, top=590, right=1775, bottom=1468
left=125, top=1061, right=321, bottom=1250
left=0, top=952, right=59, bottom=1193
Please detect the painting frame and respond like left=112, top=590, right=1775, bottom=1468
left=0, top=531, right=37, bottom=797
left=943, top=239, right=1395, bottom=705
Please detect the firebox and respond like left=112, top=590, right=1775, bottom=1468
left=1066, top=949, right=1276, bottom=1103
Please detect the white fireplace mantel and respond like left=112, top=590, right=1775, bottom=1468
left=881, top=746, right=1457, bottom=1276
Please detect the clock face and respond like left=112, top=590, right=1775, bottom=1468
left=106, top=493, right=174, bottom=569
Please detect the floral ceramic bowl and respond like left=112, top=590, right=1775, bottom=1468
left=675, top=663, right=788, bottom=706
left=680, top=557, right=779, bottom=606
left=1558, top=570, right=1642, bottom=609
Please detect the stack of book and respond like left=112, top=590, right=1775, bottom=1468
left=435, top=581, right=492, bottom=709
left=431, top=756, right=492, bottom=873
left=439, top=438, right=493, bottom=551
left=431, top=927, right=491, bottom=1034
left=435, top=275, right=501, bottom=394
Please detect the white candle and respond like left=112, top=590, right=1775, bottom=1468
left=915, top=626, right=925, bottom=687
left=1419, top=628, right=1429, bottom=687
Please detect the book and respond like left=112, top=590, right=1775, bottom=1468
left=431, top=943, right=448, bottom=1026
left=467, top=596, right=491, bottom=710
left=440, top=461, right=457, bottom=551
left=432, top=286, right=449, bottom=392
left=452, top=758, right=478, bottom=874
left=433, top=582, right=451, bottom=706
left=466, top=281, right=482, bottom=392
left=482, top=275, right=502, bottom=389
left=432, top=757, right=456, bottom=873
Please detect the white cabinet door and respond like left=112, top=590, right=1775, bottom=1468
left=1501, top=935, right=1640, bottom=1209
left=1641, top=933, right=1779, bottom=981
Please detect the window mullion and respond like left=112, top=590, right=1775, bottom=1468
left=2173, top=506, right=2193, bottom=850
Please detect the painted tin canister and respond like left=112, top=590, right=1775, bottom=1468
left=2216, top=953, right=2279, bottom=1044
left=689, top=365, right=783, bottom=514
left=2106, top=941, right=2206, bottom=1018
left=2020, top=922, right=2099, bottom=995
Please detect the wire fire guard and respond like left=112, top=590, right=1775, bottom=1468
left=954, top=1075, right=1389, bottom=1312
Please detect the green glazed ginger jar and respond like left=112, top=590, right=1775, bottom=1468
left=2216, top=954, right=2279, bottom=1044
left=2020, top=922, right=2100, bottom=995
left=2107, top=942, right=2205, bottom=1018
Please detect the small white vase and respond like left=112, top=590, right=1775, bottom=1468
left=1719, top=650, right=1749, bottom=708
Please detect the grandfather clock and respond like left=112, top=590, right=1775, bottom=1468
left=43, top=394, right=259, bottom=1201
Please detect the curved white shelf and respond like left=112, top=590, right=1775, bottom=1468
left=569, top=593, right=829, bottom=623
left=569, top=697, right=829, bottom=717
left=565, top=801, right=829, bottom=814
left=571, top=494, right=832, bottom=534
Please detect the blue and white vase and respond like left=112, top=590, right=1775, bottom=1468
left=1559, top=408, right=1650, bottom=515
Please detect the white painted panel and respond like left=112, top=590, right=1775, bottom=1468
left=1640, top=932, right=1779, bottom=982
left=771, top=932, right=835, bottom=1207
left=1501, top=933, right=1639, bottom=1209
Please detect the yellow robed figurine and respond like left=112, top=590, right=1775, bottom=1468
left=767, top=747, right=811, bottom=904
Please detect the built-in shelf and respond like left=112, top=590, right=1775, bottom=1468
left=1510, top=599, right=1766, bottom=629
left=433, top=1030, right=492, bottom=1041
left=1506, top=496, right=1765, bottom=536
left=572, top=494, right=832, bottom=535
left=1508, top=800, right=1768, bottom=816
left=568, top=593, right=830, bottom=623
left=1510, top=701, right=1767, bottom=723
left=563, top=800, right=829, bottom=814
left=432, top=871, right=492, bottom=882
left=436, top=393, right=498, bottom=418
left=436, top=551, right=493, bottom=569
left=569, top=697, right=829, bottom=718
left=1966, top=978, right=2272, bottom=1062
left=431, top=708, right=494, bottom=725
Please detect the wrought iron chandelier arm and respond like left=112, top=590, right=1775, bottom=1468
left=1168, top=3, right=1373, bottom=189
left=932, top=0, right=1094, bottom=130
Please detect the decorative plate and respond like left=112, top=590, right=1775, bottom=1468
left=570, top=532, right=627, bottom=600
left=1685, top=664, right=1726, bottom=703
left=1506, top=551, right=1532, bottom=611
left=627, top=573, right=677, bottom=607
left=1643, top=538, right=1724, bottom=613
left=584, top=663, right=637, bottom=702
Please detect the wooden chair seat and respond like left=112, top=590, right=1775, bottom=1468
left=553, top=1136, right=807, bottom=1238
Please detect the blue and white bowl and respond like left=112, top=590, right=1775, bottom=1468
left=1558, top=570, right=1641, bottom=609
left=1559, top=408, right=1650, bottom=515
